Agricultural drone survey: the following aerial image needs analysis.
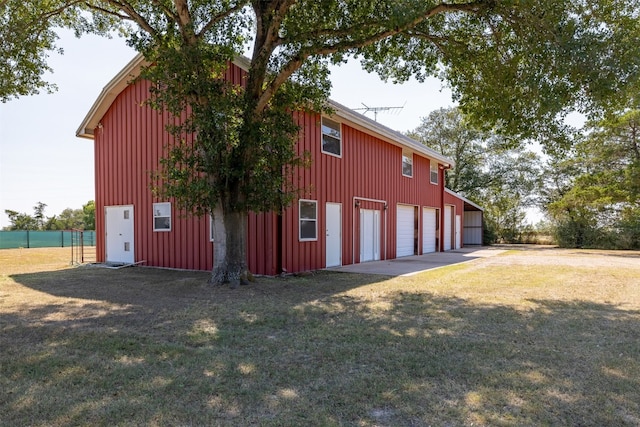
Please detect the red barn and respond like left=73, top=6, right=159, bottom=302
left=77, top=54, right=481, bottom=275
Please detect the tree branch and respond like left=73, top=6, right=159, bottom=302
left=173, top=0, right=196, bottom=45
left=93, top=0, right=159, bottom=39
left=84, top=3, right=136, bottom=24
left=149, top=0, right=179, bottom=27
left=38, top=0, right=85, bottom=21
left=255, top=1, right=492, bottom=112
left=295, top=1, right=489, bottom=42
left=197, top=1, right=247, bottom=39
left=251, top=0, right=296, bottom=67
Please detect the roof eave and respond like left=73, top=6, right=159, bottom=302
left=76, top=54, right=254, bottom=140
left=328, top=99, right=455, bottom=168
left=445, top=188, right=484, bottom=211
left=76, top=53, right=454, bottom=170
left=76, top=54, right=149, bottom=139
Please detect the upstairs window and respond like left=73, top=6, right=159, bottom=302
left=430, top=162, right=439, bottom=184
left=321, top=117, right=342, bottom=157
left=153, top=202, right=171, bottom=231
left=402, top=150, right=413, bottom=177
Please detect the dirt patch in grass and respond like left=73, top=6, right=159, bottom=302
left=489, top=246, right=640, bottom=268
left=1, top=247, right=639, bottom=426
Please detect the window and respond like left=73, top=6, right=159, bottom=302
left=402, top=150, right=413, bottom=177
left=153, top=202, right=171, bottom=231
left=430, top=162, right=439, bottom=184
left=321, top=117, right=342, bottom=157
left=299, top=200, right=317, bottom=241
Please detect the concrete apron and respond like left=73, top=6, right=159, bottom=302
left=328, top=247, right=506, bottom=277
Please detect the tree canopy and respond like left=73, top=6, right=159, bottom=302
left=408, top=107, right=541, bottom=243
left=4, top=0, right=640, bottom=283
left=3, top=201, right=95, bottom=231
left=543, top=111, right=640, bottom=248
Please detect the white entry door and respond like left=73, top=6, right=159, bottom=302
left=444, top=205, right=453, bottom=251
left=360, top=209, right=380, bottom=262
left=396, top=205, right=416, bottom=257
left=105, top=205, right=135, bottom=264
left=422, top=207, right=437, bottom=253
left=326, top=203, right=342, bottom=267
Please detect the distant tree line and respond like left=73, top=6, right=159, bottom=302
left=542, top=111, right=640, bottom=249
left=409, top=107, right=639, bottom=249
left=408, top=107, right=541, bottom=245
left=3, top=201, right=95, bottom=231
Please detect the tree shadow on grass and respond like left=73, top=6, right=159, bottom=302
left=3, top=267, right=640, bottom=426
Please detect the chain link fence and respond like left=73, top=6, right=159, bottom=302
left=0, top=230, right=96, bottom=249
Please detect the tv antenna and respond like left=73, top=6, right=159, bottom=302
left=353, top=102, right=406, bottom=122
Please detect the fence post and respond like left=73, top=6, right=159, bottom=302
left=26, top=229, right=30, bottom=248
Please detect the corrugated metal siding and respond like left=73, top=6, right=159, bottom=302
left=94, top=62, right=282, bottom=274
left=444, top=191, right=465, bottom=249
left=463, top=211, right=483, bottom=245
left=278, top=112, right=445, bottom=273
left=95, top=80, right=214, bottom=271
left=94, top=61, right=449, bottom=275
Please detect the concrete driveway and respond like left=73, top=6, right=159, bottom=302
left=329, top=247, right=506, bottom=277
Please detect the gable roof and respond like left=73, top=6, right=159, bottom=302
left=77, top=53, right=454, bottom=168
left=445, top=188, right=484, bottom=211
left=76, top=54, right=149, bottom=139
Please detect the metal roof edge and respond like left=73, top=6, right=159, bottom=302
left=328, top=99, right=455, bottom=167
left=76, top=53, right=454, bottom=170
left=444, top=188, right=484, bottom=211
left=76, top=53, right=148, bottom=139
left=76, top=53, right=253, bottom=140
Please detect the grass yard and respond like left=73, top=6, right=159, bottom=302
left=1, top=247, right=639, bottom=426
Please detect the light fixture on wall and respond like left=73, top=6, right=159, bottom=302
left=355, top=200, right=360, bottom=208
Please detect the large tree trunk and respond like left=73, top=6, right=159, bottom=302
left=210, top=202, right=251, bottom=287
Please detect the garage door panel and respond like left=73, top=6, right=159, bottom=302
left=422, top=208, right=436, bottom=253
left=444, top=206, right=452, bottom=251
left=397, top=205, right=415, bottom=258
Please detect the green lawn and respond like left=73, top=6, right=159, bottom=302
left=1, top=247, right=639, bottom=426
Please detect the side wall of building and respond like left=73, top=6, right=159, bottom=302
left=93, top=62, right=452, bottom=274
left=277, top=112, right=445, bottom=272
left=443, top=191, right=465, bottom=250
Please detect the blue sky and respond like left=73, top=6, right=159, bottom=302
left=0, top=30, right=456, bottom=228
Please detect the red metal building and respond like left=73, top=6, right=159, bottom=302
left=77, top=54, right=481, bottom=275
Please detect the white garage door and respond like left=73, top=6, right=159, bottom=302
left=397, top=205, right=416, bottom=257
left=444, top=205, right=453, bottom=251
left=422, top=208, right=437, bottom=253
